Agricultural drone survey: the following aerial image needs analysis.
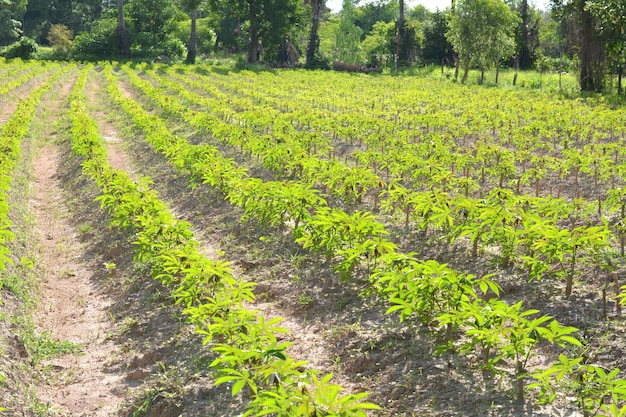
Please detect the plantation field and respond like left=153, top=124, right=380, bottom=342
left=1, top=57, right=626, bottom=416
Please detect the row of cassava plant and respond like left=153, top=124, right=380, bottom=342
left=0, top=64, right=67, bottom=273
left=101, top=64, right=626, bottom=412
left=71, top=65, right=379, bottom=417
left=120, top=64, right=622, bottom=300
left=173, top=64, right=626, bottom=202
left=121, top=65, right=382, bottom=206
left=0, top=62, right=51, bottom=97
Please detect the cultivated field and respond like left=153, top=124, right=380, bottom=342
left=1, top=58, right=626, bottom=416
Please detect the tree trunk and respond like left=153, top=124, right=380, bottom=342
left=305, top=0, right=324, bottom=68
left=395, top=0, right=407, bottom=68
left=461, top=60, right=469, bottom=84
left=246, top=0, right=260, bottom=64
left=513, top=55, right=519, bottom=86
left=186, top=9, right=198, bottom=64
left=495, top=49, right=501, bottom=85
left=578, top=1, right=605, bottom=92
left=117, top=0, right=130, bottom=58
left=618, top=63, right=623, bottom=95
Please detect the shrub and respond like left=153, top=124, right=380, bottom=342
left=47, top=24, right=73, bottom=51
left=2, top=37, right=38, bottom=60
left=72, top=18, right=118, bottom=60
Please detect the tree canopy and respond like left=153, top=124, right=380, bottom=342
left=447, top=0, right=519, bottom=83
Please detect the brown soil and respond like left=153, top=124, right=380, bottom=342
left=22, top=74, right=129, bottom=416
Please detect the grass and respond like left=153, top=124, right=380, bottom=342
left=21, top=327, right=82, bottom=366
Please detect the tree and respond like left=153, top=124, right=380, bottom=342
left=587, top=0, right=626, bottom=94
left=47, top=23, right=73, bottom=50
left=23, top=0, right=105, bottom=43
left=408, top=4, right=431, bottom=22
left=335, top=0, right=363, bottom=64
left=0, top=0, right=28, bottom=45
left=207, top=0, right=301, bottom=64
left=116, top=0, right=130, bottom=57
left=446, top=0, right=519, bottom=84
left=551, top=0, right=606, bottom=92
left=354, top=0, right=396, bottom=36
left=305, top=0, right=327, bottom=68
left=179, top=0, right=204, bottom=63
left=361, top=20, right=394, bottom=65
left=512, top=0, right=540, bottom=70
left=0, top=1, right=22, bottom=45
left=206, top=0, right=247, bottom=52
left=127, top=0, right=177, bottom=48
left=394, top=0, right=420, bottom=68
left=422, top=10, right=454, bottom=66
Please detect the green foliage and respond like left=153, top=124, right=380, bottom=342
left=2, top=36, right=37, bottom=59
left=353, top=0, right=397, bottom=36
left=174, top=17, right=214, bottom=55
left=22, top=330, right=82, bottom=366
left=71, top=17, right=118, bottom=60
left=422, top=10, right=453, bottom=65
left=0, top=0, right=22, bottom=44
left=447, top=0, right=519, bottom=82
left=361, top=20, right=394, bottom=65
left=0, top=62, right=66, bottom=273
left=47, top=24, right=73, bottom=50
left=335, top=0, right=363, bottom=64
left=530, top=353, right=626, bottom=416
left=127, top=0, right=178, bottom=46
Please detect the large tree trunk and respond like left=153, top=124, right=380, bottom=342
left=246, top=0, right=260, bottom=64
left=186, top=9, right=198, bottom=64
left=305, top=0, right=324, bottom=68
left=578, top=1, right=605, bottom=92
left=395, top=0, right=408, bottom=68
left=461, top=60, right=469, bottom=83
left=117, top=0, right=130, bottom=58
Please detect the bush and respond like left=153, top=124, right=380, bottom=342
left=332, top=60, right=380, bottom=74
left=36, top=46, right=71, bottom=61
left=174, top=17, right=214, bottom=55
left=2, top=37, right=38, bottom=60
left=47, top=24, right=73, bottom=51
left=72, top=18, right=118, bottom=60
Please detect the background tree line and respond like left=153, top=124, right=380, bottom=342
left=0, top=0, right=623, bottom=92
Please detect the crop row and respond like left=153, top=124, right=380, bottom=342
left=123, top=65, right=623, bottom=304
left=71, top=65, right=379, bottom=417
left=0, top=63, right=52, bottom=98
left=179, top=65, right=626, bottom=206
left=101, top=63, right=626, bottom=414
left=0, top=64, right=66, bottom=273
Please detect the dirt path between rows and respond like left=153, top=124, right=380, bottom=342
left=31, top=77, right=127, bottom=416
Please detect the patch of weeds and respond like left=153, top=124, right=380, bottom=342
left=289, top=251, right=307, bottom=269
left=27, top=390, right=55, bottom=416
left=131, top=363, right=184, bottom=417
left=22, top=329, right=82, bottom=366
left=19, top=256, right=35, bottom=269
left=289, top=273, right=301, bottom=283
left=117, top=316, right=140, bottom=336
left=298, top=293, right=314, bottom=306
left=0, top=274, right=28, bottom=301
left=77, top=223, right=93, bottom=235
left=146, top=287, right=167, bottom=304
